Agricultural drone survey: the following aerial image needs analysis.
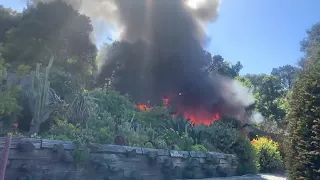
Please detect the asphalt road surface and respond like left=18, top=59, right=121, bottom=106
left=178, top=174, right=287, bottom=180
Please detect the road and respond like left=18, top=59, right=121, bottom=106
left=177, top=174, right=287, bottom=180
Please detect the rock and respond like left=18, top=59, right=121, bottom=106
left=17, top=140, right=36, bottom=152
left=231, top=159, right=237, bottom=167
left=189, top=158, right=201, bottom=168
left=183, top=170, right=193, bottom=179
left=173, top=166, right=182, bottom=179
left=60, top=152, right=75, bottom=164
left=129, top=170, right=143, bottom=180
left=216, top=165, right=229, bottom=177
left=162, top=158, right=173, bottom=169
left=193, top=167, right=205, bottom=179
left=202, top=163, right=218, bottom=178
left=18, top=163, right=35, bottom=173
left=62, top=171, right=76, bottom=180
left=147, top=151, right=158, bottom=166
left=52, top=144, right=74, bottom=163
left=206, top=153, right=219, bottom=165
left=125, top=149, right=137, bottom=158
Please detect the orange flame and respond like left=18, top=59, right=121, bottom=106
left=137, top=97, right=221, bottom=126
left=138, top=104, right=151, bottom=111
left=176, top=105, right=220, bottom=126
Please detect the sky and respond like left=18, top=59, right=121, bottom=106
left=1, top=0, right=319, bottom=75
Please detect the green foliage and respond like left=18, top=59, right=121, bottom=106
left=154, top=138, right=168, bottom=149
left=271, top=65, right=299, bottom=89
left=235, top=76, right=254, bottom=89
left=206, top=55, right=243, bottom=78
left=251, top=137, right=283, bottom=173
left=43, top=119, right=114, bottom=144
left=0, top=5, right=21, bottom=43
left=144, top=142, right=154, bottom=148
left=191, top=144, right=208, bottom=152
left=286, top=24, right=320, bottom=179
left=66, top=90, right=97, bottom=126
left=0, top=57, right=21, bottom=119
left=26, top=57, right=61, bottom=133
left=204, top=120, right=239, bottom=153
left=89, top=89, right=136, bottom=121
left=234, top=135, right=258, bottom=175
left=203, top=119, right=258, bottom=175
left=137, top=106, right=172, bottom=128
left=2, top=1, right=97, bottom=82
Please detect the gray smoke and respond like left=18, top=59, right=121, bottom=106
left=29, top=0, right=259, bottom=125
left=29, top=0, right=220, bottom=42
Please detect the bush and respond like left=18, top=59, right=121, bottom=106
left=251, top=137, right=283, bottom=173
left=191, top=144, right=208, bottom=152
left=233, top=135, right=258, bottom=175
left=161, top=128, right=194, bottom=151
left=144, top=142, right=154, bottom=148
left=203, top=119, right=258, bottom=175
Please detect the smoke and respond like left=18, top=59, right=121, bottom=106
left=249, top=112, right=264, bottom=124
left=29, top=0, right=220, bottom=41
left=29, top=0, right=258, bottom=124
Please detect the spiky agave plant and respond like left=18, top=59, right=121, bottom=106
left=66, top=90, right=97, bottom=128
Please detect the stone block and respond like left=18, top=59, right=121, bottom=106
left=169, top=150, right=189, bottom=158
left=141, top=147, right=169, bottom=156
left=95, top=144, right=143, bottom=154
left=189, top=151, right=206, bottom=158
left=17, top=140, right=36, bottom=152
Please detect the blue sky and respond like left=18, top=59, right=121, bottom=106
left=1, top=0, right=319, bottom=74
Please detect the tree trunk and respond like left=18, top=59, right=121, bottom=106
left=29, top=123, right=41, bottom=134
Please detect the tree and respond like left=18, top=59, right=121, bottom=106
left=2, top=1, right=97, bottom=85
left=244, top=74, right=266, bottom=92
left=299, top=23, right=320, bottom=68
left=271, top=65, right=299, bottom=89
left=0, top=6, right=21, bottom=43
left=286, top=25, right=320, bottom=180
left=235, top=76, right=254, bottom=89
left=254, top=75, right=285, bottom=121
left=0, top=55, right=22, bottom=133
left=206, top=54, right=243, bottom=78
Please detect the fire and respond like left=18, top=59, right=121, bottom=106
left=137, top=97, right=221, bottom=126
left=162, top=98, right=169, bottom=105
left=176, top=105, right=220, bottom=126
left=138, top=104, right=151, bottom=111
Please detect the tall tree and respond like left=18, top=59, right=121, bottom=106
left=0, top=6, right=21, bottom=43
left=255, top=75, right=285, bottom=121
left=206, top=54, right=243, bottom=78
left=271, top=65, right=299, bottom=89
left=286, top=24, right=320, bottom=180
left=244, top=73, right=266, bottom=92
left=299, top=23, right=320, bottom=68
left=2, top=1, right=97, bottom=85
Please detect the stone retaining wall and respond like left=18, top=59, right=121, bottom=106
left=0, top=136, right=238, bottom=180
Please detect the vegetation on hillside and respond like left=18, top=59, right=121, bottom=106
left=0, top=2, right=318, bottom=178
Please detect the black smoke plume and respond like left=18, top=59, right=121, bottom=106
left=30, top=0, right=256, bottom=124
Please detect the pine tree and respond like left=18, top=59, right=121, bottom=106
left=286, top=44, right=320, bottom=179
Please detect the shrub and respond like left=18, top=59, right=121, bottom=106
left=154, top=139, right=168, bottom=149
left=203, top=119, right=258, bottom=175
left=251, top=137, right=283, bottom=173
left=191, top=144, right=208, bottom=152
left=161, top=128, right=194, bottom=151
left=233, top=135, right=258, bottom=175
